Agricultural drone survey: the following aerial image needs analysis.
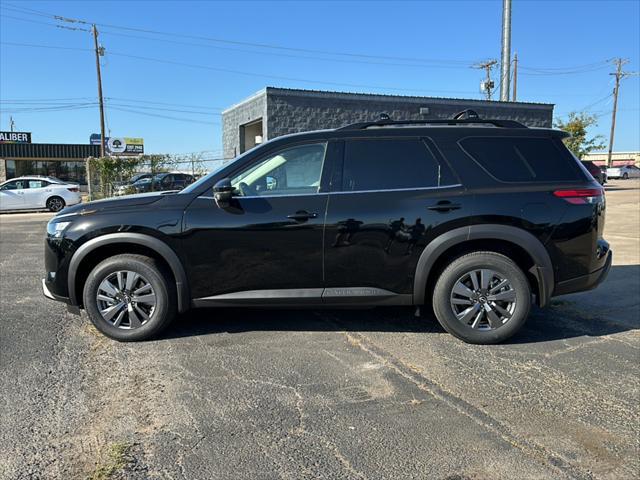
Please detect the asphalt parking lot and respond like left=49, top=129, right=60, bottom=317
left=1, top=180, right=638, bottom=480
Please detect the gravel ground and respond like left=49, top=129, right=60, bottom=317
left=1, top=180, right=638, bottom=480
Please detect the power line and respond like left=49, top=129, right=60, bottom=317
left=107, top=105, right=219, bottom=125
left=0, top=41, right=480, bottom=95
left=0, top=4, right=476, bottom=66
left=1, top=4, right=615, bottom=75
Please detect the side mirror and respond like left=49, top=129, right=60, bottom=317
left=213, top=178, right=234, bottom=209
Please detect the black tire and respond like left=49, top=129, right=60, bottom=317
left=46, top=196, right=65, bottom=212
left=83, top=254, right=177, bottom=341
left=623, top=172, right=629, bottom=180
left=432, top=251, right=531, bottom=344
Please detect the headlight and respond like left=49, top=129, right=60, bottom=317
left=47, top=221, right=71, bottom=238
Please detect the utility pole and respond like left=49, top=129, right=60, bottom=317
left=474, top=60, right=498, bottom=100
left=9, top=116, right=15, bottom=132
left=92, top=24, right=107, bottom=158
left=511, top=52, right=518, bottom=102
left=499, top=0, right=512, bottom=101
left=606, top=58, right=638, bottom=167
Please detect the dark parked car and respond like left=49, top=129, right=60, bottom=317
left=43, top=111, right=611, bottom=344
left=582, top=161, right=607, bottom=185
left=114, top=173, right=154, bottom=196
left=132, top=172, right=195, bottom=193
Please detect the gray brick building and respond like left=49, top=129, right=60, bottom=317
left=222, top=87, right=554, bottom=159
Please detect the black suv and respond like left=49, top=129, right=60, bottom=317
left=43, top=112, right=611, bottom=344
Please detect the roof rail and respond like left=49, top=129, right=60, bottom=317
left=338, top=110, right=528, bottom=131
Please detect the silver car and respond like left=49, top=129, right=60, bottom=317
left=607, top=165, right=640, bottom=180
left=0, top=176, right=81, bottom=212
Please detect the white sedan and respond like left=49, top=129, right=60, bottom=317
left=0, top=176, right=82, bottom=212
left=607, top=165, right=640, bottom=180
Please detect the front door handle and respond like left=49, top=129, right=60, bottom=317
left=287, top=211, right=318, bottom=222
left=428, top=201, right=461, bottom=212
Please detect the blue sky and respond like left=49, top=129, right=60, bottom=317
left=1, top=0, right=638, bottom=157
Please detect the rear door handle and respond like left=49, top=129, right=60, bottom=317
left=287, top=211, right=318, bottom=221
left=428, top=201, right=461, bottom=212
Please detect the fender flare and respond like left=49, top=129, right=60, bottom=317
left=67, top=233, right=190, bottom=312
left=413, top=224, right=554, bottom=307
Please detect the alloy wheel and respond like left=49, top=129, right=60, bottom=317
left=96, top=270, right=156, bottom=329
left=449, top=269, right=517, bottom=330
left=48, top=198, right=64, bottom=212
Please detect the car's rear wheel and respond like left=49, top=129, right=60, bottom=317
left=46, top=196, right=65, bottom=212
left=623, top=172, right=629, bottom=180
left=432, top=251, right=531, bottom=344
left=83, top=254, right=176, bottom=341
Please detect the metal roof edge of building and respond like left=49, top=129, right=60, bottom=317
left=221, top=88, right=268, bottom=114
left=259, top=86, right=554, bottom=109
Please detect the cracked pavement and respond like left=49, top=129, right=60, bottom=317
left=1, top=180, right=638, bottom=479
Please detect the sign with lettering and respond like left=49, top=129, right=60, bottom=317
left=90, top=134, right=144, bottom=155
left=0, top=131, right=31, bottom=143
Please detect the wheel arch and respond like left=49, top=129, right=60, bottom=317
left=414, top=225, right=554, bottom=307
left=68, top=233, right=190, bottom=312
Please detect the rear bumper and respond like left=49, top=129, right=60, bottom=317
left=552, top=249, right=612, bottom=297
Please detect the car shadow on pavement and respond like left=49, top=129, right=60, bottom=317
left=160, top=266, right=638, bottom=345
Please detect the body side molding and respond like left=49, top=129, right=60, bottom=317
left=193, top=287, right=412, bottom=308
left=67, top=233, right=190, bottom=312
left=413, top=224, right=554, bottom=307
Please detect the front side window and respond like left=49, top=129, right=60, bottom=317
left=341, top=138, right=452, bottom=192
left=0, top=180, right=26, bottom=191
left=231, top=142, right=326, bottom=196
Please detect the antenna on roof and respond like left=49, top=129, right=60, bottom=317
left=452, top=109, right=480, bottom=120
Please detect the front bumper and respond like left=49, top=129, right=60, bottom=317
left=42, top=278, right=80, bottom=315
left=553, top=249, right=613, bottom=297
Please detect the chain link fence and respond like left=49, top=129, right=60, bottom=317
left=86, top=154, right=224, bottom=200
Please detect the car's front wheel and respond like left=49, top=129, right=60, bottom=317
left=623, top=172, right=629, bottom=180
left=83, top=254, right=177, bottom=341
left=432, top=251, right=531, bottom=344
left=46, top=196, right=65, bottom=212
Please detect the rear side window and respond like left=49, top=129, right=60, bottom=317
left=342, top=138, right=454, bottom=191
left=460, top=137, right=582, bottom=182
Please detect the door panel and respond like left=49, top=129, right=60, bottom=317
left=24, top=180, right=49, bottom=208
left=182, top=194, right=328, bottom=299
left=323, top=136, right=471, bottom=296
left=323, top=186, right=471, bottom=295
left=0, top=181, right=26, bottom=210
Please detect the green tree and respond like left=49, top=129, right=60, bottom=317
left=554, top=112, right=606, bottom=159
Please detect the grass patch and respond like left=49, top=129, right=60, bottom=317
left=88, top=442, right=132, bottom=480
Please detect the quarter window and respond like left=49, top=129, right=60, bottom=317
left=231, top=143, right=327, bottom=196
left=341, top=138, right=452, bottom=192
left=460, top=137, right=582, bottom=182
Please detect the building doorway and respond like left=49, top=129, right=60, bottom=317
left=240, top=119, right=263, bottom=153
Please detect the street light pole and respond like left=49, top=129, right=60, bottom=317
left=499, top=0, right=512, bottom=102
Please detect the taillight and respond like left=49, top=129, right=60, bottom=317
left=553, top=188, right=603, bottom=205
left=67, top=187, right=79, bottom=193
